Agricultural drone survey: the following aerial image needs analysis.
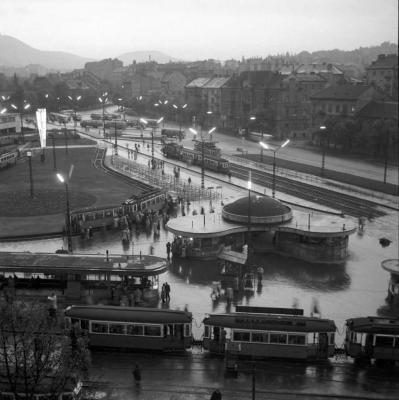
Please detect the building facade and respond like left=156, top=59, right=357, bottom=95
left=366, top=54, right=398, bottom=100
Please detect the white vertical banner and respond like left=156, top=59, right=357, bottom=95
left=36, top=108, right=47, bottom=148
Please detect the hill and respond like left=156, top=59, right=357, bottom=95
left=0, top=34, right=91, bottom=71
left=117, top=50, right=179, bottom=65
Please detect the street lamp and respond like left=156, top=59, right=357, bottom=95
left=247, top=169, right=252, bottom=248
left=67, top=95, right=82, bottom=134
left=190, top=126, right=215, bottom=189
left=319, top=126, right=327, bottom=177
left=27, top=150, right=34, bottom=198
left=173, top=103, right=187, bottom=140
left=11, top=101, right=31, bottom=143
left=140, top=117, right=164, bottom=167
left=98, top=92, right=108, bottom=138
left=56, top=173, right=73, bottom=253
left=259, top=139, right=290, bottom=198
left=113, top=120, right=118, bottom=156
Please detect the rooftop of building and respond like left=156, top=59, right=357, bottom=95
left=366, top=54, right=398, bottom=70
left=295, top=63, right=344, bottom=75
left=356, top=100, right=398, bottom=119
left=310, top=83, right=372, bottom=100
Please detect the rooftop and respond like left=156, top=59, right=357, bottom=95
left=310, top=83, right=372, bottom=100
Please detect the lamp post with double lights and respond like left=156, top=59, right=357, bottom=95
left=259, top=139, right=290, bottom=198
left=56, top=172, right=73, bottom=253
left=172, top=103, right=187, bottom=140
left=98, top=92, right=108, bottom=138
left=140, top=117, right=164, bottom=168
left=67, top=95, right=82, bottom=134
left=189, top=126, right=216, bottom=189
left=11, top=101, right=31, bottom=143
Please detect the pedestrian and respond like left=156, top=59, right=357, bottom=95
left=188, top=176, right=191, bottom=185
left=132, top=364, right=141, bottom=387
left=161, top=283, right=166, bottom=303
left=166, top=241, right=171, bottom=259
left=47, top=292, right=58, bottom=318
left=210, top=389, right=222, bottom=400
left=165, top=282, right=171, bottom=302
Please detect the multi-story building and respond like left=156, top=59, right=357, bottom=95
left=0, top=113, right=20, bottom=147
left=309, top=82, right=383, bottom=127
left=295, top=63, right=344, bottom=85
left=84, top=58, right=123, bottom=82
left=366, top=54, right=398, bottom=100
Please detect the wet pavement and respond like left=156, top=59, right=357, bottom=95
left=1, top=116, right=398, bottom=399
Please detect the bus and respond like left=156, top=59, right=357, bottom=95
left=65, top=305, right=192, bottom=351
left=203, top=306, right=336, bottom=362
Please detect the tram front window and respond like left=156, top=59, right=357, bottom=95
left=375, top=335, right=394, bottom=348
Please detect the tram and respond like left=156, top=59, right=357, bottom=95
left=344, top=316, right=399, bottom=364
left=162, top=142, right=230, bottom=174
left=65, top=305, right=192, bottom=351
left=0, top=149, right=18, bottom=169
left=203, top=306, right=336, bottom=361
left=69, top=189, right=166, bottom=233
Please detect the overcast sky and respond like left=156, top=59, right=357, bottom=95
left=1, top=0, right=397, bottom=61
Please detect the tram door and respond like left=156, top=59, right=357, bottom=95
left=317, top=333, right=328, bottom=358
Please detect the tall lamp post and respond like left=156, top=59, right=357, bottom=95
left=140, top=117, right=164, bottom=167
left=172, top=103, right=187, bottom=140
left=319, top=125, right=327, bottom=177
left=98, top=92, right=108, bottom=138
left=11, top=101, right=31, bottom=143
left=190, top=126, right=216, bottom=189
left=57, top=173, right=73, bottom=253
left=67, top=95, right=82, bottom=135
left=247, top=169, right=252, bottom=249
left=113, top=120, right=118, bottom=156
left=27, top=150, right=34, bottom=198
left=260, top=139, right=290, bottom=198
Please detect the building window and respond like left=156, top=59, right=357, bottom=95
left=335, top=105, right=340, bottom=113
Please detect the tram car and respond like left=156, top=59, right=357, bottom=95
left=80, top=119, right=102, bottom=128
left=69, top=189, right=166, bottom=233
left=65, top=305, right=192, bottom=351
left=344, top=316, right=399, bottom=364
left=162, top=142, right=230, bottom=174
left=203, top=306, right=336, bottom=361
left=0, top=149, right=18, bottom=169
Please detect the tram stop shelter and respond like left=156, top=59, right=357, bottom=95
left=0, top=252, right=168, bottom=305
left=166, top=194, right=357, bottom=264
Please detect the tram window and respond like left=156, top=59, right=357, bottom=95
left=1, top=394, right=14, bottom=399
left=204, top=326, right=210, bottom=338
left=287, top=334, right=306, bottom=345
left=270, top=333, right=287, bottom=344
left=184, top=324, right=191, bottom=337
left=375, top=335, right=394, bottom=347
left=109, top=324, right=125, bottom=335
left=144, top=325, right=162, bottom=336
left=251, top=332, right=269, bottom=343
left=127, top=325, right=144, bottom=336
left=62, top=395, right=74, bottom=400
left=233, top=331, right=250, bottom=342
left=104, top=211, right=113, bottom=217
left=91, top=323, right=108, bottom=333
left=329, top=333, right=335, bottom=345
left=394, top=338, right=399, bottom=348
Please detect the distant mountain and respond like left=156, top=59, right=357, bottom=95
left=0, top=34, right=92, bottom=71
left=117, top=50, right=180, bottom=65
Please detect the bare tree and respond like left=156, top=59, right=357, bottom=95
left=0, top=300, right=90, bottom=399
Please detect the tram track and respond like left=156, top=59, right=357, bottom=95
left=230, top=163, right=387, bottom=219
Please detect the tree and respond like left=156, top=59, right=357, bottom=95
left=0, top=300, right=90, bottom=399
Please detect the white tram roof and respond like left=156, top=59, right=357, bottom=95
left=203, top=313, right=336, bottom=332
left=346, top=316, right=399, bottom=334
left=0, top=252, right=168, bottom=276
left=65, top=305, right=192, bottom=323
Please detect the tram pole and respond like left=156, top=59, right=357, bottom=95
left=114, top=121, right=118, bottom=156
left=65, top=181, right=73, bottom=253
left=51, top=135, right=57, bottom=171
left=27, top=150, right=34, bottom=198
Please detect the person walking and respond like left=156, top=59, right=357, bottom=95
left=132, top=364, right=141, bottom=387
left=166, top=241, right=171, bottom=259
left=165, top=282, right=171, bottom=302
left=210, top=389, right=222, bottom=400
